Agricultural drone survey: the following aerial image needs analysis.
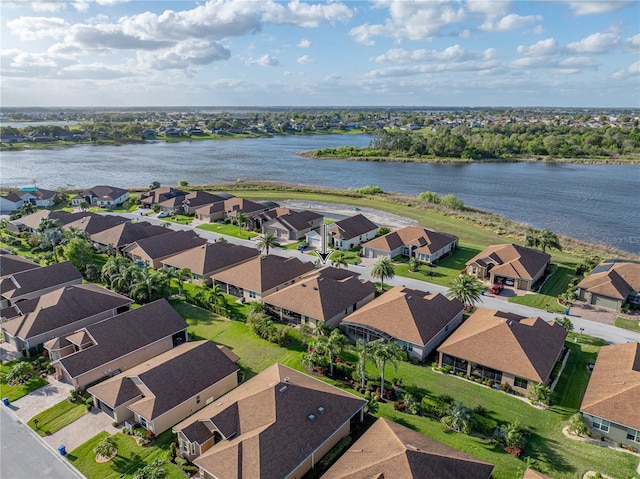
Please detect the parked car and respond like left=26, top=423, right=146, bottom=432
left=489, top=283, right=504, bottom=295
left=157, top=211, right=171, bottom=218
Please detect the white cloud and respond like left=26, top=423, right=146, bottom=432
left=479, top=13, right=542, bottom=32
left=623, top=34, right=640, bottom=53
left=7, top=16, right=69, bottom=41
left=298, top=39, right=311, bottom=48
left=30, top=1, right=67, bottom=13
left=246, top=54, right=281, bottom=67
left=466, top=0, right=511, bottom=18
left=567, top=32, right=618, bottom=53
left=137, top=40, right=231, bottom=70
left=349, top=0, right=466, bottom=44
left=261, top=0, right=354, bottom=28
left=564, top=1, right=633, bottom=16
left=517, top=38, right=559, bottom=56
left=611, top=60, right=640, bottom=79
left=371, top=45, right=482, bottom=64
left=297, top=54, right=314, bottom=64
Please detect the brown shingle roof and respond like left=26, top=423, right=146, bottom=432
left=57, top=299, right=188, bottom=379
left=10, top=210, right=88, bottom=231
left=363, top=226, right=457, bottom=256
left=213, top=255, right=315, bottom=294
left=263, top=267, right=376, bottom=322
left=123, top=230, right=207, bottom=261
left=577, top=262, right=640, bottom=300
left=341, top=287, right=463, bottom=346
left=1, top=284, right=132, bottom=340
left=1, top=261, right=83, bottom=300
left=523, top=469, right=554, bottom=479
left=0, top=253, right=39, bottom=278
left=580, top=342, right=640, bottom=430
left=322, top=417, right=494, bottom=479
left=224, top=197, right=268, bottom=216
left=183, top=191, right=227, bottom=209
left=90, top=221, right=171, bottom=249
left=437, top=308, right=567, bottom=383
left=89, top=340, right=239, bottom=420
left=79, top=185, right=129, bottom=202
left=63, top=213, right=128, bottom=235
left=262, top=208, right=322, bottom=232
left=174, top=364, right=366, bottom=479
left=329, top=214, right=377, bottom=240
left=466, top=244, right=550, bottom=280
left=161, top=242, right=259, bottom=276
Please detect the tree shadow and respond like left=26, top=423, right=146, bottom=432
left=525, top=432, right=573, bottom=474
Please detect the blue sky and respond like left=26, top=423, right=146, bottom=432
left=1, top=0, right=638, bottom=107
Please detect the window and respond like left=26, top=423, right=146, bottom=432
left=514, top=377, right=528, bottom=389
left=182, top=440, right=188, bottom=452
left=249, top=291, right=256, bottom=298
left=471, top=266, right=477, bottom=274
left=400, top=341, right=413, bottom=352
left=627, top=428, right=640, bottom=442
left=139, top=417, right=148, bottom=430
left=191, top=443, right=196, bottom=455
left=592, top=417, right=610, bottom=432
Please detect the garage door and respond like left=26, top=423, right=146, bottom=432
left=592, top=295, right=619, bottom=310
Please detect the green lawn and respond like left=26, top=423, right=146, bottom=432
left=67, top=431, right=185, bottom=479
left=196, top=222, right=258, bottom=239
left=614, top=316, right=640, bottom=332
left=28, top=399, right=86, bottom=436
left=509, top=293, right=567, bottom=314
left=0, top=360, right=48, bottom=401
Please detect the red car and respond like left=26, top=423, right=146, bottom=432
left=489, top=283, right=504, bottom=295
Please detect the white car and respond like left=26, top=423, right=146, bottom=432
left=157, top=211, right=170, bottom=218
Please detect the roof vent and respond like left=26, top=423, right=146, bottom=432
left=317, top=407, right=325, bottom=414
left=301, top=283, right=306, bottom=287
left=279, top=385, right=288, bottom=393
left=308, top=414, right=316, bottom=421
left=284, top=376, right=290, bottom=383
left=319, top=277, right=325, bottom=282
left=407, top=296, right=412, bottom=300
left=406, top=443, right=420, bottom=451
left=313, top=287, right=318, bottom=291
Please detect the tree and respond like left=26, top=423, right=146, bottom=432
left=368, top=339, right=404, bottom=398
left=442, top=401, right=474, bottom=434
left=149, top=181, right=161, bottom=189
left=234, top=212, right=249, bottom=235
left=63, top=237, right=95, bottom=274
left=94, top=435, right=117, bottom=461
left=179, top=180, right=189, bottom=187
left=130, top=268, right=169, bottom=304
left=567, top=413, right=589, bottom=437
left=255, top=232, right=279, bottom=255
left=447, top=274, right=483, bottom=310
left=133, top=459, right=166, bottom=479
left=371, top=256, right=395, bottom=291
left=528, top=383, right=552, bottom=406
left=5, top=362, right=32, bottom=385
left=418, top=191, right=440, bottom=204
left=331, top=251, right=348, bottom=269
left=352, top=338, right=374, bottom=388
left=101, top=255, right=131, bottom=288
left=555, top=316, right=574, bottom=332
left=18, top=202, right=37, bottom=217
left=37, top=218, right=63, bottom=263
left=409, top=256, right=422, bottom=272
left=526, top=229, right=562, bottom=253
left=79, top=200, right=90, bottom=211
left=314, top=329, right=347, bottom=376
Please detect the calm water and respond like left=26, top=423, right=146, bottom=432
left=1, top=134, right=638, bottom=254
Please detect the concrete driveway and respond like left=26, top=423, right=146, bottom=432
left=43, top=408, right=119, bottom=452
left=10, top=377, right=73, bottom=423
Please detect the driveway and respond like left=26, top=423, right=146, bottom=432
left=43, top=408, right=120, bottom=452
left=10, top=377, right=74, bottom=423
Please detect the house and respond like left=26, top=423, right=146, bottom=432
left=63, top=213, right=129, bottom=236
left=7, top=210, right=89, bottom=234
left=223, top=197, right=271, bottom=228
left=1, top=284, right=132, bottom=355
left=580, top=342, right=640, bottom=448
left=0, top=261, right=83, bottom=309
left=45, top=299, right=188, bottom=390
left=142, top=129, right=157, bottom=140
left=214, top=255, right=315, bottom=302
left=90, top=221, right=171, bottom=253
left=123, top=230, right=208, bottom=269
left=0, top=252, right=39, bottom=279
left=260, top=208, right=323, bottom=241
left=71, top=185, right=130, bottom=208
left=17, top=188, right=61, bottom=208
left=194, top=202, right=227, bottom=223
left=340, top=287, right=464, bottom=360
left=88, top=340, right=240, bottom=434
left=161, top=242, right=259, bottom=285
left=362, top=226, right=458, bottom=264
left=172, top=364, right=367, bottom=479
left=322, top=417, right=494, bottom=479
left=305, top=229, right=323, bottom=250
left=328, top=214, right=378, bottom=251
left=0, top=192, right=25, bottom=213
left=263, top=266, right=376, bottom=328
left=576, top=261, right=640, bottom=311
left=181, top=191, right=227, bottom=215
left=465, top=244, right=551, bottom=291
left=139, top=187, right=186, bottom=209
left=437, top=309, right=567, bottom=394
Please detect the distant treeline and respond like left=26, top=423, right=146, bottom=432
left=310, top=124, right=640, bottom=160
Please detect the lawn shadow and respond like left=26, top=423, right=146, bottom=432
left=112, top=452, right=143, bottom=474
left=525, top=433, right=573, bottom=474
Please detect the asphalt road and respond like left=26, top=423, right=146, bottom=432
left=0, top=406, right=84, bottom=479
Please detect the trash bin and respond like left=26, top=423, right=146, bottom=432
left=58, top=445, right=66, bottom=456
left=354, top=261, right=358, bottom=266
left=481, top=290, right=485, bottom=296
left=2, top=397, right=9, bottom=406
left=565, top=309, right=570, bottom=315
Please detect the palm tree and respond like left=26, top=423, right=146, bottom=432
left=371, top=256, right=395, bottom=291
left=176, top=268, right=192, bottom=297
left=314, top=328, right=347, bottom=376
left=331, top=251, right=348, bottom=269
left=409, top=256, right=422, bottom=272
left=101, top=256, right=131, bottom=288
left=18, top=202, right=37, bottom=217
left=368, top=339, right=404, bottom=398
left=255, top=232, right=279, bottom=255
left=94, top=435, right=117, bottom=461
left=37, top=218, right=63, bottom=263
left=234, top=212, right=249, bottom=235
left=526, top=229, right=561, bottom=253
left=442, top=401, right=474, bottom=434
left=5, top=362, right=32, bottom=384
left=352, top=338, right=374, bottom=388
left=447, top=274, right=483, bottom=311
left=130, top=268, right=168, bottom=303
left=133, top=459, right=166, bottom=479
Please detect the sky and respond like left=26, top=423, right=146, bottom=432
left=1, top=0, right=639, bottom=108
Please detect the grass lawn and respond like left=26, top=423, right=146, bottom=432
left=196, top=222, right=258, bottom=239
left=509, top=293, right=566, bottom=314
left=0, top=360, right=48, bottom=401
left=67, top=430, right=184, bottom=479
left=28, top=399, right=86, bottom=436
left=614, top=316, right=640, bottom=332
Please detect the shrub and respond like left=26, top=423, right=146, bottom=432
left=442, top=365, right=452, bottom=374
left=183, top=465, right=198, bottom=474
left=175, top=457, right=187, bottom=467
left=431, top=362, right=438, bottom=369
left=422, top=397, right=444, bottom=418
left=168, top=442, right=177, bottom=462
left=122, top=427, right=132, bottom=435
left=473, top=405, right=488, bottom=417
left=440, top=194, right=464, bottom=210
left=567, top=413, right=589, bottom=437
left=355, top=185, right=384, bottom=195
left=437, top=394, right=454, bottom=404
left=473, top=414, right=498, bottom=437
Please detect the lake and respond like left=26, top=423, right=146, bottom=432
left=1, top=134, right=638, bottom=254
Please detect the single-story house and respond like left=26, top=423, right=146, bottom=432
left=45, top=299, right=188, bottom=390
left=1, top=261, right=83, bottom=309
left=263, top=266, right=377, bottom=328
left=1, top=284, right=132, bottom=355
left=123, top=230, right=208, bottom=269
left=0, top=252, right=39, bottom=279
left=181, top=191, right=227, bottom=215
left=194, top=202, right=226, bottom=223
left=0, top=192, right=25, bottom=213
left=465, top=244, right=551, bottom=291
left=161, top=242, right=259, bottom=285
left=576, top=261, right=640, bottom=311
left=322, top=417, right=494, bottom=479
left=90, top=221, right=171, bottom=253
left=305, top=229, right=323, bottom=250
left=580, top=341, right=640, bottom=448
left=362, top=226, right=458, bottom=264
left=340, top=287, right=464, bottom=360
left=214, top=255, right=316, bottom=302
left=63, top=213, right=129, bottom=236
left=139, top=187, right=186, bottom=209
left=223, top=197, right=271, bottom=229
left=437, top=308, right=567, bottom=394
left=172, top=363, right=367, bottom=479
left=261, top=208, right=324, bottom=241
left=88, top=340, right=240, bottom=435
left=71, top=185, right=130, bottom=208
left=328, top=214, right=378, bottom=251
left=17, top=188, right=61, bottom=208
left=6, top=210, right=88, bottom=235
